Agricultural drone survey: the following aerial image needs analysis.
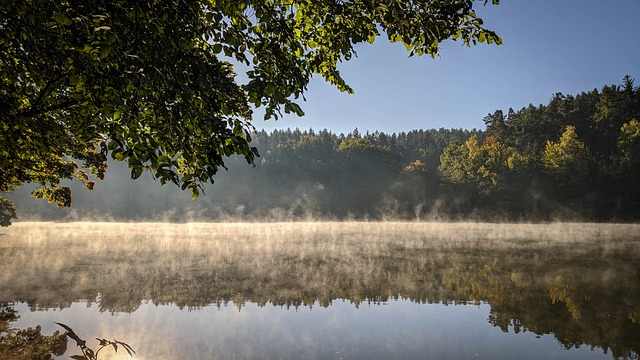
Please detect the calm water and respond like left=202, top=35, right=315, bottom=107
left=1, top=222, right=639, bottom=359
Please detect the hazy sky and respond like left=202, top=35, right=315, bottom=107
left=253, top=0, right=640, bottom=135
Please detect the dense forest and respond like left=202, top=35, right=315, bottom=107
left=6, top=77, right=640, bottom=222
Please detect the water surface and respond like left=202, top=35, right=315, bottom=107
left=1, top=222, right=639, bottom=359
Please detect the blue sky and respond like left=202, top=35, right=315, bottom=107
left=253, top=0, right=640, bottom=135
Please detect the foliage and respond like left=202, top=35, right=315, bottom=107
left=434, top=77, right=639, bottom=217
left=0, top=196, right=16, bottom=226
left=0, top=326, right=68, bottom=360
left=403, top=160, right=428, bottom=174
left=0, top=304, right=18, bottom=335
left=591, top=76, right=638, bottom=157
left=617, top=119, right=640, bottom=169
left=483, top=110, right=507, bottom=141
left=56, top=322, right=135, bottom=360
left=0, top=304, right=68, bottom=360
left=438, top=139, right=474, bottom=192
left=542, top=125, right=590, bottom=189
left=0, top=304, right=134, bottom=360
left=337, top=137, right=400, bottom=171
left=615, top=119, right=640, bottom=209
left=438, top=135, right=518, bottom=196
left=0, top=0, right=502, bottom=224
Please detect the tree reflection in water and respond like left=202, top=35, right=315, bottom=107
left=0, top=304, right=134, bottom=360
left=1, top=222, right=639, bottom=359
left=0, top=302, right=67, bottom=359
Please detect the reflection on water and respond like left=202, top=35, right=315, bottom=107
left=1, top=222, right=639, bottom=359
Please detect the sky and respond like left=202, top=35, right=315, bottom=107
left=252, top=0, right=640, bottom=135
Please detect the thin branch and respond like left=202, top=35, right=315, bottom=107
left=31, top=71, right=72, bottom=111
left=18, top=98, right=81, bottom=118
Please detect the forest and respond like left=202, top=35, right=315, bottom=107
left=6, top=77, right=640, bottom=222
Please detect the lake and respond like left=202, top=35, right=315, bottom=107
left=1, top=222, right=639, bottom=359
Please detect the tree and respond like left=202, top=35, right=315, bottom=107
left=403, top=160, right=428, bottom=175
left=1, top=0, right=502, bottom=225
left=507, top=104, right=562, bottom=159
left=483, top=109, right=507, bottom=142
left=616, top=119, right=640, bottom=211
left=439, top=135, right=519, bottom=198
left=542, top=125, right=590, bottom=190
left=438, top=136, right=484, bottom=207
left=592, top=78, right=640, bottom=159
left=617, top=119, right=640, bottom=170
left=337, top=137, right=402, bottom=215
left=0, top=304, right=68, bottom=360
left=0, top=198, right=15, bottom=227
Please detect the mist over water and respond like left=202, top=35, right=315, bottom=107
left=1, top=221, right=639, bottom=359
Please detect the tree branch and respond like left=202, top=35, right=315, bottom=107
left=18, top=98, right=81, bottom=119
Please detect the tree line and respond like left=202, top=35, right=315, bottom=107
left=439, top=75, right=640, bottom=220
left=5, top=77, right=640, bottom=222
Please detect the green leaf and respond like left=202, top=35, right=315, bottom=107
left=106, top=32, right=117, bottom=43
left=131, top=167, right=143, bottom=179
left=100, top=46, right=111, bottom=59
left=113, top=152, right=125, bottom=161
left=52, top=12, right=72, bottom=25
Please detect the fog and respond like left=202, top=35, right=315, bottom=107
left=4, top=122, right=640, bottom=231
left=1, top=159, right=605, bottom=224
left=2, top=221, right=639, bottom=358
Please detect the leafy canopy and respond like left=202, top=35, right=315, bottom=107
left=439, top=135, right=522, bottom=196
left=0, top=0, right=501, bottom=225
left=542, top=125, right=591, bottom=184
